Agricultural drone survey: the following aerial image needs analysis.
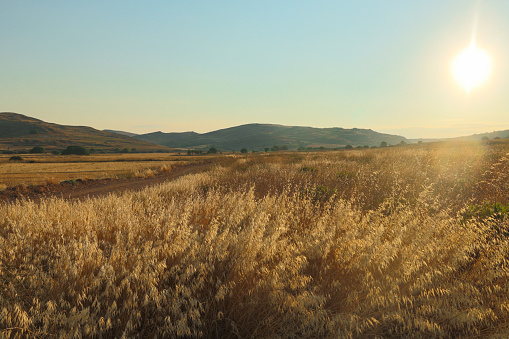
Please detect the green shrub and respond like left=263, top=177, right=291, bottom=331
left=29, top=146, right=45, bottom=154
left=9, top=156, right=23, bottom=161
left=61, top=146, right=90, bottom=155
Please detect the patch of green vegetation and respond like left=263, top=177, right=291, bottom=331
left=302, top=185, right=337, bottom=203
left=62, top=145, right=90, bottom=155
left=463, top=202, right=509, bottom=222
left=300, top=166, right=317, bottom=173
left=462, top=202, right=509, bottom=237
left=337, top=170, right=356, bottom=179
left=29, top=146, right=45, bottom=154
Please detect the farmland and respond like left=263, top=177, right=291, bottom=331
left=0, top=153, right=213, bottom=190
left=1, top=142, right=509, bottom=337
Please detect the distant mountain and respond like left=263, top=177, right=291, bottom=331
left=453, top=129, right=509, bottom=141
left=104, top=129, right=139, bottom=137
left=408, top=129, right=509, bottom=143
left=136, top=123, right=408, bottom=150
left=0, top=112, right=168, bottom=152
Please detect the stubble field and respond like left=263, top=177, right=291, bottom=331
left=1, top=142, right=509, bottom=338
left=0, top=153, right=211, bottom=191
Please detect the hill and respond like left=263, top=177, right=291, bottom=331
left=0, top=112, right=169, bottom=152
left=103, top=129, right=139, bottom=137
left=453, top=129, right=509, bottom=141
left=136, top=123, right=408, bottom=150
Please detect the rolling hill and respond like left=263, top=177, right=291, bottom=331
left=453, top=129, right=509, bottom=141
left=136, top=123, right=409, bottom=151
left=0, top=112, right=169, bottom=152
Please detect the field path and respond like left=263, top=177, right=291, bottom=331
left=0, top=162, right=212, bottom=203
left=61, top=162, right=211, bottom=200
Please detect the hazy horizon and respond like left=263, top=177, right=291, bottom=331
left=2, top=1, right=509, bottom=139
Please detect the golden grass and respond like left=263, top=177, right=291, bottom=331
left=1, top=144, right=508, bottom=337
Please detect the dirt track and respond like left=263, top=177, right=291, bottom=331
left=0, top=162, right=211, bottom=203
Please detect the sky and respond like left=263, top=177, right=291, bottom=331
left=2, top=1, right=509, bottom=138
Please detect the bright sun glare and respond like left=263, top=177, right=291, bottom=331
left=452, top=40, right=492, bottom=93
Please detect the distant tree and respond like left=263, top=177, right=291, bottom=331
left=380, top=141, right=388, bottom=147
left=399, top=140, right=407, bottom=146
left=281, top=145, right=289, bottom=150
left=344, top=145, right=353, bottom=149
left=121, top=148, right=130, bottom=153
left=494, top=137, right=500, bottom=140
left=297, top=147, right=305, bottom=151
left=61, top=145, right=90, bottom=155
left=29, top=146, right=45, bottom=154
left=9, top=156, right=23, bottom=161
left=187, top=149, right=203, bottom=155
left=264, top=148, right=270, bottom=152
left=418, top=141, right=423, bottom=144
left=240, top=148, right=248, bottom=153
left=271, top=146, right=280, bottom=151
left=30, top=129, right=39, bottom=135
left=51, top=150, right=60, bottom=155
left=481, top=136, right=489, bottom=141
left=319, top=146, right=326, bottom=150
left=207, top=147, right=218, bottom=154
left=131, top=148, right=136, bottom=152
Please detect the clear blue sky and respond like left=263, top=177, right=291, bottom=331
left=2, top=1, right=509, bottom=138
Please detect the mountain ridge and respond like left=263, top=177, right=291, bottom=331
left=135, top=123, right=408, bottom=150
left=0, top=112, right=169, bottom=152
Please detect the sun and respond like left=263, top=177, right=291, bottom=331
left=452, top=40, right=492, bottom=93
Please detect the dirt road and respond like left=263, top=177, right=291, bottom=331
left=0, top=162, right=212, bottom=203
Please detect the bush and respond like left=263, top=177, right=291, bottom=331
left=51, top=150, right=60, bottom=155
left=9, top=156, right=23, bottom=161
left=240, top=148, right=248, bottom=154
left=61, top=146, right=90, bottom=155
left=29, top=146, right=45, bottom=154
left=207, top=147, right=218, bottom=154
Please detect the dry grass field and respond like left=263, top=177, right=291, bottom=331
left=0, top=153, right=212, bottom=190
left=1, top=142, right=509, bottom=337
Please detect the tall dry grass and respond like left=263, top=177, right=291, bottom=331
left=1, top=144, right=508, bottom=338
